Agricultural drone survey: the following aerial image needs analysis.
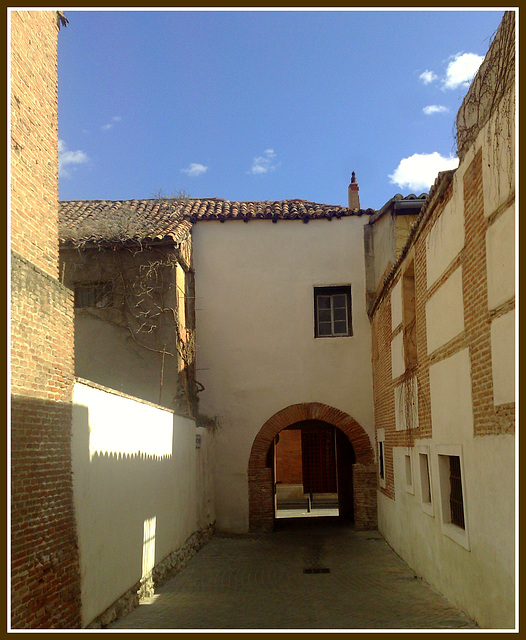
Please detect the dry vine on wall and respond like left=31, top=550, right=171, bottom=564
left=61, top=198, right=200, bottom=417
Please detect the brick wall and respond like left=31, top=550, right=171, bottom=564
left=275, top=429, right=303, bottom=484
left=10, top=10, right=81, bottom=628
left=372, top=145, right=514, bottom=501
left=11, top=11, right=61, bottom=279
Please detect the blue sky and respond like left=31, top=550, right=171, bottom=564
left=57, top=9, right=505, bottom=209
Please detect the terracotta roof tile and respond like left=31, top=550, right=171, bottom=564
left=59, top=197, right=374, bottom=244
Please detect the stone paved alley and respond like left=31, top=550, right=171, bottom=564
left=109, top=518, right=478, bottom=630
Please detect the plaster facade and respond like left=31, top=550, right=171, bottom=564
left=370, top=12, right=515, bottom=628
left=191, top=217, right=375, bottom=532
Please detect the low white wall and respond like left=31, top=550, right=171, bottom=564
left=71, top=379, right=215, bottom=627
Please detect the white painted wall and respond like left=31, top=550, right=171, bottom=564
left=426, top=174, right=464, bottom=289
left=379, top=68, right=515, bottom=628
left=491, top=311, right=515, bottom=405
left=71, top=380, right=215, bottom=627
left=486, top=204, right=515, bottom=310
left=425, top=267, right=465, bottom=355
left=378, top=433, right=515, bottom=628
left=391, top=278, right=402, bottom=330
left=192, top=217, right=374, bottom=532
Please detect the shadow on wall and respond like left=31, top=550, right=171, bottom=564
left=10, top=396, right=82, bottom=629
left=71, top=398, right=209, bottom=627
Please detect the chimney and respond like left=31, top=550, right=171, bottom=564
left=348, top=171, right=360, bottom=210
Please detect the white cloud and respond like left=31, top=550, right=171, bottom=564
left=180, top=162, right=208, bottom=177
left=248, top=148, right=279, bottom=175
left=442, top=52, right=484, bottom=90
left=101, top=115, right=122, bottom=131
left=389, top=152, right=459, bottom=192
left=422, top=105, right=449, bottom=115
left=58, top=139, right=89, bottom=178
left=419, top=70, right=438, bottom=85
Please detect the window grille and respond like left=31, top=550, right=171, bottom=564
left=74, top=282, right=113, bottom=308
left=449, top=456, right=465, bottom=529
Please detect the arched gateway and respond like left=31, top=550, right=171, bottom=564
left=248, top=402, right=378, bottom=532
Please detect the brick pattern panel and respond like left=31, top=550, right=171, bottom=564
left=372, top=148, right=514, bottom=506
left=248, top=403, right=376, bottom=532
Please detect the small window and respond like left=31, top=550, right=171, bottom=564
left=448, top=456, right=465, bottom=529
left=405, top=453, right=414, bottom=493
left=377, top=428, right=386, bottom=488
left=419, top=452, right=431, bottom=504
left=437, top=447, right=469, bottom=548
left=314, top=286, right=352, bottom=338
left=74, top=282, right=113, bottom=309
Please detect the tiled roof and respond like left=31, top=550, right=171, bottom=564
left=367, top=192, right=428, bottom=224
left=59, top=197, right=374, bottom=244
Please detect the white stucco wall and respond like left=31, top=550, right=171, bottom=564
left=191, top=217, right=374, bottom=532
left=429, top=349, right=473, bottom=443
left=486, top=204, right=515, bottom=310
left=391, top=331, right=404, bottom=380
left=71, top=380, right=215, bottom=627
left=391, top=278, right=402, bottom=330
left=425, top=267, right=465, bottom=355
left=491, top=311, right=516, bottom=405
left=379, top=432, right=515, bottom=628
left=426, top=174, right=465, bottom=289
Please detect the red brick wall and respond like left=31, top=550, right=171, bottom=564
left=275, top=429, right=303, bottom=484
left=10, top=10, right=81, bottom=628
left=11, top=11, right=61, bottom=279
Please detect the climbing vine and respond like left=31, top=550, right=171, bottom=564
left=60, top=192, right=201, bottom=416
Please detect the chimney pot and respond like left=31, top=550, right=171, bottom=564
left=348, top=171, right=360, bottom=209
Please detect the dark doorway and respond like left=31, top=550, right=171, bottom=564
left=274, top=420, right=355, bottom=521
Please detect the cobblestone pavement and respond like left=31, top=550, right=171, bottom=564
left=109, top=518, right=477, bottom=630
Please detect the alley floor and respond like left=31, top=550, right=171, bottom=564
left=109, top=517, right=477, bottom=630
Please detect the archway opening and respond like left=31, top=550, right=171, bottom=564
left=248, top=402, right=377, bottom=533
left=273, top=420, right=356, bottom=521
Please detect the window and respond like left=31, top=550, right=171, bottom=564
left=448, top=456, right=465, bottom=529
left=419, top=453, right=431, bottom=503
left=314, top=286, right=352, bottom=338
left=74, top=282, right=113, bottom=309
left=437, top=446, right=469, bottom=549
left=405, top=452, right=414, bottom=494
left=377, top=428, right=386, bottom=488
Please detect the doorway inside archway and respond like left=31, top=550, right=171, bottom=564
left=273, top=420, right=356, bottom=521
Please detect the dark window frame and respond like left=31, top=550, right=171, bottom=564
left=314, top=285, right=353, bottom=338
left=74, top=281, right=113, bottom=309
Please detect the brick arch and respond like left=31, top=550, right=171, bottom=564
left=248, top=402, right=377, bottom=532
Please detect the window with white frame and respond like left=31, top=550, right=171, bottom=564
left=437, top=445, right=469, bottom=550
left=418, top=450, right=434, bottom=517
left=314, top=286, right=352, bottom=338
left=405, top=452, right=414, bottom=494
left=377, top=428, right=385, bottom=488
